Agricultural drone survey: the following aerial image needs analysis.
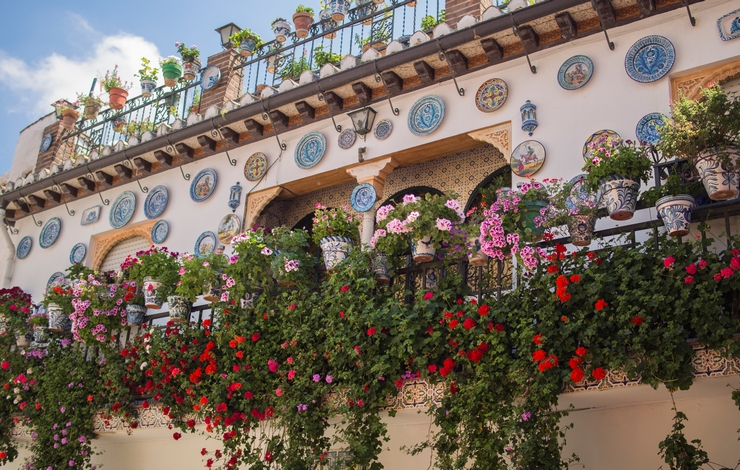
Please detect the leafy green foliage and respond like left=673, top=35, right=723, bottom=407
left=582, top=139, right=654, bottom=191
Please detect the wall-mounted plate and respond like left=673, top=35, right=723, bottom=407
left=583, top=129, right=623, bottom=163
left=408, top=95, right=445, bottom=136
left=245, top=152, right=268, bottom=182
left=200, top=65, right=222, bottom=90
left=16, top=236, right=32, bottom=259
left=557, top=55, right=594, bottom=90
left=109, top=191, right=136, bottom=229
left=144, top=185, right=169, bottom=219
left=39, top=217, right=61, bottom=249
left=69, top=243, right=86, bottom=264
left=195, top=231, right=217, bottom=256
left=294, top=132, right=327, bottom=170
left=218, top=214, right=241, bottom=244
left=624, top=35, right=675, bottom=83
left=338, top=128, right=357, bottom=149
left=350, top=183, right=377, bottom=213
left=81, top=205, right=101, bottom=226
left=474, top=78, right=508, bottom=112
left=40, top=133, right=53, bottom=152
left=151, top=219, right=169, bottom=244
left=190, top=168, right=218, bottom=202
left=510, top=140, right=546, bottom=177
left=374, top=119, right=393, bottom=140
left=636, top=112, right=667, bottom=146
left=46, top=271, right=65, bottom=290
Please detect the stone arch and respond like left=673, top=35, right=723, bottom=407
left=464, top=165, right=513, bottom=213
left=671, top=58, right=740, bottom=101
left=90, top=220, right=156, bottom=271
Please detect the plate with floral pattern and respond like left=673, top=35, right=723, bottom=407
left=635, top=112, right=667, bottom=146
left=294, top=132, right=327, bottom=170
left=582, top=129, right=623, bottom=163
left=143, top=185, right=169, bottom=219
left=408, top=95, right=445, bottom=136
left=245, top=152, right=268, bottom=182
left=474, top=78, right=508, bottom=112
left=338, top=128, right=357, bottom=149
left=39, top=217, right=62, bottom=249
left=151, top=219, right=169, bottom=244
left=69, top=243, right=86, bottom=264
left=16, top=236, right=32, bottom=259
left=374, top=119, right=393, bottom=140
left=109, top=191, right=136, bottom=229
left=624, top=35, right=676, bottom=83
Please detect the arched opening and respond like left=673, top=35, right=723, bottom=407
left=464, top=165, right=512, bottom=214
left=99, top=236, right=151, bottom=272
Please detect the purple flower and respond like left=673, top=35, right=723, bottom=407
left=312, top=374, right=321, bottom=382
left=325, top=375, right=333, bottom=383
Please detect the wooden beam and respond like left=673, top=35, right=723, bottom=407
left=295, top=101, right=316, bottom=121
left=220, top=127, right=240, bottom=144
left=480, top=38, right=503, bottom=63
left=323, top=91, right=344, bottom=113
left=15, top=200, right=29, bottom=214
left=78, top=176, right=96, bottom=192
left=592, top=0, right=616, bottom=26
left=351, top=82, right=373, bottom=105
left=154, top=150, right=174, bottom=167
left=43, top=189, right=62, bottom=203
left=268, top=110, right=290, bottom=131
left=60, top=183, right=78, bottom=198
left=175, top=143, right=196, bottom=162
left=95, top=170, right=114, bottom=188
left=636, top=0, right=655, bottom=16
left=517, top=25, right=539, bottom=53
left=446, top=50, right=468, bottom=75
left=197, top=135, right=218, bottom=153
left=28, top=195, right=46, bottom=209
left=114, top=163, right=133, bottom=181
left=244, top=119, right=264, bottom=136
left=414, top=61, right=435, bottom=84
left=133, top=157, right=152, bottom=174
left=380, top=71, right=403, bottom=95
left=555, top=12, right=577, bottom=40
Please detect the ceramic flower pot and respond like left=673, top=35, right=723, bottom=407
left=161, top=62, right=183, bottom=87
left=320, top=236, right=354, bottom=271
left=411, top=234, right=436, bottom=263
left=272, top=20, right=292, bottom=43
left=143, top=277, right=163, bottom=309
left=83, top=101, right=102, bottom=120
left=60, top=108, right=80, bottom=130
left=469, top=247, right=489, bottom=267
left=33, top=324, right=49, bottom=343
left=328, top=0, right=350, bottom=21
left=182, top=59, right=202, bottom=81
left=694, top=148, right=740, bottom=201
left=356, top=2, right=377, bottom=24
left=126, top=304, right=147, bottom=327
left=372, top=253, right=390, bottom=285
left=239, top=38, right=258, bottom=57
left=319, top=9, right=337, bottom=39
left=202, top=282, right=221, bottom=303
left=567, top=214, right=597, bottom=247
left=520, top=200, right=548, bottom=239
left=656, top=195, right=695, bottom=237
left=47, top=303, right=71, bottom=332
left=266, top=55, right=281, bottom=74
left=0, top=313, right=6, bottom=336
left=15, top=331, right=31, bottom=348
left=292, top=11, right=314, bottom=39
left=140, top=79, right=157, bottom=98
left=167, top=295, right=191, bottom=323
left=108, top=87, right=129, bottom=110
left=599, top=176, right=640, bottom=221
left=240, top=288, right=263, bottom=309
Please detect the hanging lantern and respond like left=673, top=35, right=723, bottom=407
left=520, top=100, right=538, bottom=136
left=228, top=182, right=242, bottom=213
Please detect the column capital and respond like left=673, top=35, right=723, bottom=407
left=345, top=157, right=399, bottom=198
left=468, top=122, right=512, bottom=158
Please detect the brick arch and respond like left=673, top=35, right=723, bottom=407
left=671, top=58, right=740, bottom=101
left=90, top=220, right=156, bottom=271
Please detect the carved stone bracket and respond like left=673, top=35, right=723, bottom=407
left=245, top=187, right=283, bottom=229
left=345, top=157, right=399, bottom=200
left=671, top=59, right=740, bottom=102
left=467, top=122, right=512, bottom=159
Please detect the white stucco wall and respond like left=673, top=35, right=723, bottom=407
left=0, top=113, right=55, bottom=187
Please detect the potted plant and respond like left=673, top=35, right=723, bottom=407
left=229, top=28, right=263, bottom=57
left=68, top=273, right=129, bottom=347
left=176, top=250, right=229, bottom=304
left=224, top=228, right=274, bottom=308
left=355, top=0, right=379, bottom=25
left=582, top=139, right=653, bottom=221
left=421, top=10, right=445, bottom=31
left=541, top=178, right=600, bottom=246
left=272, top=17, right=293, bottom=43
left=319, top=6, right=338, bottom=39
left=293, top=6, right=315, bottom=39
left=312, top=204, right=361, bottom=271
left=657, top=84, right=740, bottom=201
left=188, top=89, right=201, bottom=115
left=159, top=56, right=183, bottom=87
left=76, top=93, right=104, bottom=120
left=268, top=226, right=315, bottom=287
left=313, top=45, right=342, bottom=69
left=176, top=42, right=201, bottom=81
left=28, top=310, right=49, bottom=343
left=123, top=283, right=147, bottom=327
left=135, top=57, right=159, bottom=98
left=100, top=65, right=132, bottom=111
left=327, top=0, right=351, bottom=21
left=641, top=173, right=702, bottom=237
left=121, top=246, right=180, bottom=309
left=51, top=99, right=80, bottom=130
left=41, top=283, right=75, bottom=333
left=0, top=287, right=33, bottom=347
left=277, top=54, right=312, bottom=81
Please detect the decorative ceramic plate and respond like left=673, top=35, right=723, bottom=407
left=39, top=217, right=61, bottom=249
left=510, top=141, right=546, bottom=177
left=151, top=219, right=169, bottom=244
left=338, top=128, right=357, bottom=149
left=109, top=191, right=136, bottom=229
left=200, top=65, right=222, bottom=90
left=40, top=133, right=53, bottom=152
left=474, top=78, right=508, bottom=112
left=350, top=183, right=377, bottom=213
left=636, top=112, right=667, bottom=146
left=408, top=95, right=445, bottom=136
left=245, top=152, right=268, bottom=182
left=624, top=35, right=676, bottom=83
left=195, top=231, right=217, bottom=257
left=566, top=174, right=602, bottom=211
left=557, top=55, right=594, bottom=90
left=218, top=214, right=241, bottom=244
left=374, top=119, right=393, bottom=140
left=69, top=243, right=86, bottom=264
left=80, top=205, right=101, bottom=226
left=46, top=272, right=65, bottom=290
left=144, top=185, right=169, bottom=219
left=190, top=168, right=218, bottom=202
left=718, top=8, right=740, bottom=41
left=16, top=236, right=32, bottom=259
left=582, top=129, right=623, bottom=163
left=295, top=132, right=327, bottom=170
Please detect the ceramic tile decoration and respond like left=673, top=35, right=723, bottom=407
left=636, top=112, right=667, bottom=146
left=374, top=119, right=393, bottom=140
left=200, top=65, right=222, bottom=90
left=109, top=191, right=137, bottom=229
left=583, top=129, right=622, bottom=163
left=294, top=132, right=327, bottom=169
left=557, top=55, right=594, bottom=90
left=16, top=236, right=32, bottom=259
left=474, top=78, right=508, bottom=112
left=245, top=152, right=268, bottom=182
left=151, top=220, right=169, bottom=244
left=69, top=243, right=86, bottom=264
left=40, top=133, right=53, bottom=152
left=194, top=231, right=217, bottom=256
left=338, top=128, right=357, bottom=149
left=566, top=174, right=602, bottom=212
left=510, top=140, right=546, bottom=177
left=80, top=205, right=101, bottom=226
left=350, top=183, right=377, bottom=213
left=407, top=95, right=445, bottom=136
left=624, top=35, right=676, bottom=83
left=190, top=168, right=218, bottom=202
left=39, top=217, right=61, bottom=249
left=520, top=101, right=538, bottom=136
left=718, top=8, right=740, bottom=41
left=218, top=214, right=241, bottom=244
left=46, top=272, right=65, bottom=290
left=143, top=185, right=169, bottom=219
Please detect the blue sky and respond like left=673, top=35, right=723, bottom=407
left=0, top=0, right=310, bottom=176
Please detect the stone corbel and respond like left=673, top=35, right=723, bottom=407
left=244, top=187, right=283, bottom=229
left=346, top=157, right=399, bottom=246
left=467, top=122, right=512, bottom=160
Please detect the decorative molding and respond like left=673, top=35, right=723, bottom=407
left=345, top=157, right=399, bottom=199
left=244, top=187, right=283, bottom=229
left=90, top=220, right=156, bottom=270
left=671, top=58, right=740, bottom=102
left=468, top=122, right=512, bottom=158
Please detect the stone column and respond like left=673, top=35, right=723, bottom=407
left=345, top=157, right=399, bottom=247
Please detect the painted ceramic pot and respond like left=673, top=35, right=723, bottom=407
left=320, top=236, right=354, bottom=271
left=143, top=277, right=163, bottom=309
left=520, top=200, right=548, bottom=239
left=319, top=9, right=337, bottom=39
left=469, top=248, right=490, bottom=267
left=272, top=20, right=292, bottom=43
left=567, top=214, right=597, bottom=247
left=202, top=282, right=221, bottom=303
left=83, top=100, right=102, bottom=120
left=328, top=0, right=350, bottom=21
left=167, top=295, right=191, bottom=323
left=411, top=234, right=436, bottom=263
left=240, top=288, right=263, bottom=309
left=694, top=148, right=740, bottom=201
left=47, top=303, right=71, bottom=332
left=140, top=79, right=157, bottom=98
left=182, top=59, right=202, bottom=81
left=126, top=304, right=147, bottom=327
left=161, top=62, right=183, bottom=87
left=656, top=195, right=695, bottom=237
left=599, top=176, right=640, bottom=221
left=292, top=12, right=314, bottom=39
left=0, top=313, right=6, bottom=336
left=108, top=87, right=129, bottom=110
left=239, top=38, right=258, bottom=57
left=33, top=324, right=49, bottom=344
left=372, top=253, right=390, bottom=285
left=16, top=331, right=31, bottom=348
left=60, top=108, right=80, bottom=130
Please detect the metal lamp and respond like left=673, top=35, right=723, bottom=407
left=215, top=23, right=241, bottom=49
left=347, top=106, right=377, bottom=140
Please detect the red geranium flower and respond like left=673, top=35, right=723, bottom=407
left=686, top=264, right=697, bottom=274
left=463, top=318, right=476, bottom=330
left=575, top=346, right=588, bottom=358
left=494, top=323, right=505, bottom=332
left=594, top=299, right=608, bottom=311
left=423, top=291, right=433, bottom=300
left=532, top=350, right=546, bottom=362
left=427, top=364, right=437, bottom=373
left=467, top=349, right=483, bottom=362
left=477, top=304, right=490, bottom=316
left=631, top=316, right=644, bottom=326
left=366, top=327, right=377, bottom=336
left=340, top=285, right=350, bottom=293
left=592, top=367, right=607, bottom=380
left=173, top=432, right=182, bottom=440
left=569, top=275, right=581, bottom=283
left=449, top=319, right=459, bottom=329
left=533, top=334, right=544, bottom=345
left=570, top=368, right=584, bottom=383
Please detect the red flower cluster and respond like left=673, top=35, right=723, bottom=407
left=594, top=299, right=608, bottom=311
left=555, top=275, right=571, bottom=303
left=439, top=358, right=455, bottom=377
left=631, top=316, right=644, bottom=326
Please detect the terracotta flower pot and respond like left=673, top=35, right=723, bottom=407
left=60, top=108, right=80, bottom=130
left=108, top=87, right=129, bottom=110
left=83, top=101, right=102, bottom=120
left=293, top=11, right=314, bottom=39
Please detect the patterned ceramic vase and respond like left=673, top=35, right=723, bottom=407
left=656, top=195, right=695, bottom=237
left=140, top=79, right=157, bottom=98
left=239, top=38, right=258, bottom=57
left=319, top=9, right=337, bottom=39
left=126, top=304, right=147, bottom=327
left=411, top=235, right=436, bottom=263
left=167, top=296, right=191, bottom=323
left=0, top=313, right=7, bottom=336
left=202, top=282, right=221, bottom=303
left=694, top=149, right=740, bottom=201
left=143, top=277, right=163, bottom=309
left=272, top=20, right=292, bottom=43
left=328, top=0, right=350, bottom=21
left=240, top=288, right=263, bottom=309
left=16, top=331, right=31, bottom=348
left=33, top=324, right=49, bottom=343
left=320, top=236, right=354, bottom=271
left=47, top=303, right=71, bottom=332
left=182, top=59, right=202, bottom=81
left=520, top=200, right=548, bottom=239
left=372, top=253, right=390, bottom=285
left=599, top=176, right=640, bottom=221
left=567, top=214, right=597, bottom=246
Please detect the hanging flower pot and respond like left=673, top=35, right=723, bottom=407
left=108, top=87, right=129, bottom=110
left=47, top=303, right=71, bottom=332
left=320, top=236, right=354, bottom=271
left=328, top=0, right=350, bottom=20
left=520, top=200, right=548, bottom=239
left=656, top=195, right=695, bottom=237
left=567, top=214, right=597, bottom=247
left=0, top=313, right=6, bottom=336
left=202, top=282, right=221, bottom=303
left=240, top=288, right=263, bottom=309
left=140, top=79, right=157, bottom=98
left=182, top=59, right=202, bottom=81
left=292, top=11, right=315, bottom=39
left=142, top=277, right=163, bottom=309
left=126, top=304, right=147, bottom=327
left=266, top=55, right=281, bottom=74
left=59, top=108, right=80, bottom=130
left=167, top=295, right=191, bottom=323
left=161, top=62, right=183, bottom=87
left=694, top=148, right=740, bottom=201
left=83, top=100, right=102, bottom=120
left=372, top=253, right=390, bottom=284
left=599, top=176, right=640, bottom=221
left=319, top=9, right=338, bottom=39
left=15, top=331, right=31, bottom=348
left=32, top=324, right=49, bottom=344
left=239, top=38, right=258, bottom=57
left=411, top=234, right=436, bottom=263
left=272, top=19, right=292, bottom=43
left=356, top=1, right=378, bottom=25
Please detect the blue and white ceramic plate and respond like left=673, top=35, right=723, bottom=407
left=16, top=236, right=32, bottom=259
left=566, top=174, right=602, bottom=211
left=558, top=55, right=594, bottom=90
left=80, top=205, right=101, bottom=226
left=624, top=35, right=676, bottom=83
left=636, top=112, right=667, bottom=146
left=190, top=168, right=218, bottom=202
left=374, top=119, right=393, bottom=140
left=338, top=128, right=357, bottom=149
left=46, top=272, right=65, bottom=290
left=350, top=183, right=377, bottom=213
left=39, top=217, right=61, bottom=249
left=69, top=243, right=86, bottom=264
left=195, top=231, right=217, bottom=256
left=408, top=95, right=445, bottom=136
left=40, top=133, right=53, bottom=152
left=144, top=185, right=169, bottom=219
left=718, top=8, right=740, bottom=41
left=109, top=191, right=136, bottom=229
left=295, top=132, right=327, bottom=170
left=218, top=214, right=241, bottom=244
left=200, top=65, right=222, bottom=90
left=582, top=129, right=622, bottom=163
left=151, top=219, right=169, bottom=244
